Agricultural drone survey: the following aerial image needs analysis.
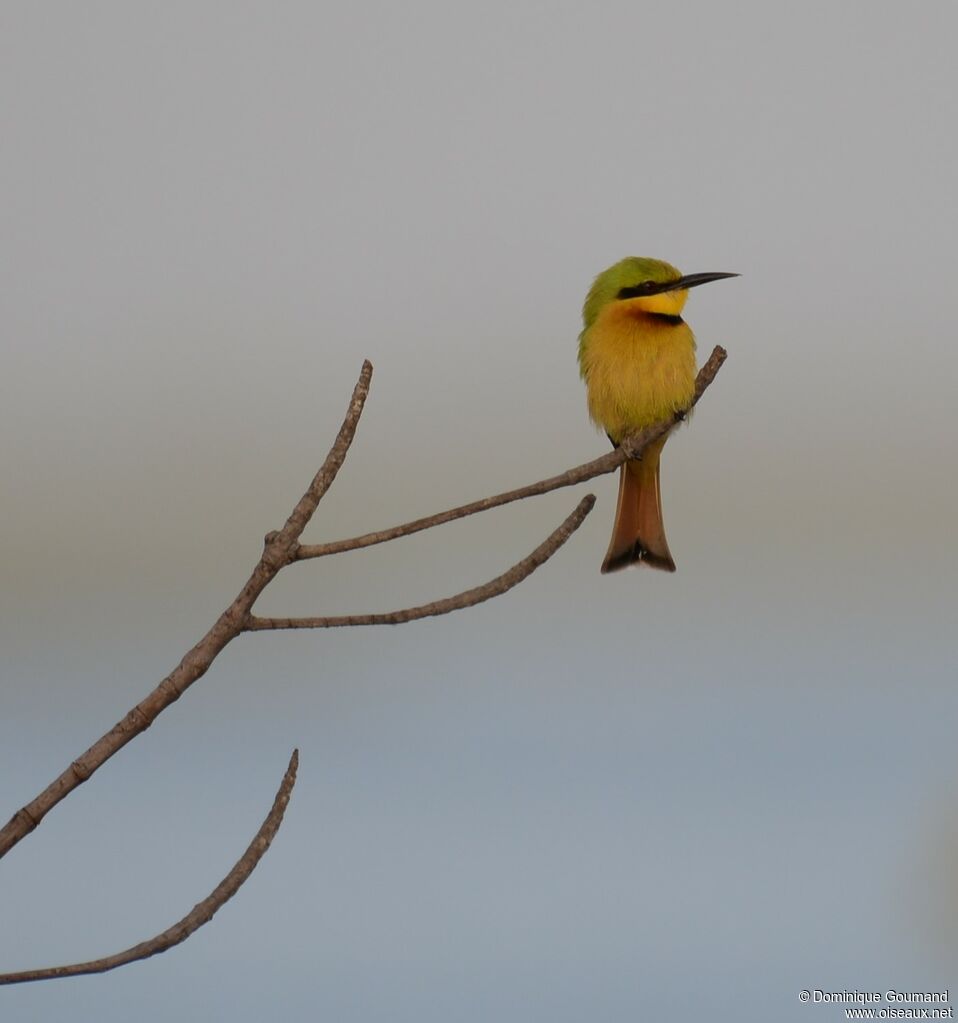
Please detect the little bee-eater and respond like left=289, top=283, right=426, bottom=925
left=578, top=257, right=737, bottom=574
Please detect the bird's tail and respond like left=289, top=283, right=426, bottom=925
left=600, top=435, right=676, bottom=574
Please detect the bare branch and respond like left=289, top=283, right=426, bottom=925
left=248, top=494, right=595, bottom=630
left=0, top=750, right=299, bottom=986
left=0, top=346, right=727, bottom=862
left=277, top=361, right=375, bottom=547
left=295, top=345, right=728, bottom=561
left=0, top=362, right=371, bottom=860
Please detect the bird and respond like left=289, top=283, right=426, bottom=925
left=578, top=257, right=737, bottom=574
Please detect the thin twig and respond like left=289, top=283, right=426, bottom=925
left=0, top=750, right=299, bottom=985
left=248, top=495, right=595, bottom=630
left=295, top=345, right=727, bottom=562
left=0, top=362, right=372, bottom=860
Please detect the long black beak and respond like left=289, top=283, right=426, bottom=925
left=646, top=271, right=739, bottom=296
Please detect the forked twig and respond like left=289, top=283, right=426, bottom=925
left=248, top=495, right=595, bottom=630
left=0, top=750, right=298, bottom=986
left=1, top=343, right=728, bottom=982
left=1, top=348, right=727, bottom=861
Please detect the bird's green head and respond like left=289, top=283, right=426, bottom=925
left=582, top=257, right=738, bottom=327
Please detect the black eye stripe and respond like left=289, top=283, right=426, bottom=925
left=617, top=282, right=656, bottom=300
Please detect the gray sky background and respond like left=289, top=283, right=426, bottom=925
left=2, top=2, right=957, bottom=1020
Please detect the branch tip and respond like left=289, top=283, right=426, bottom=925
left=0, top=751, right=299, bottom=986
